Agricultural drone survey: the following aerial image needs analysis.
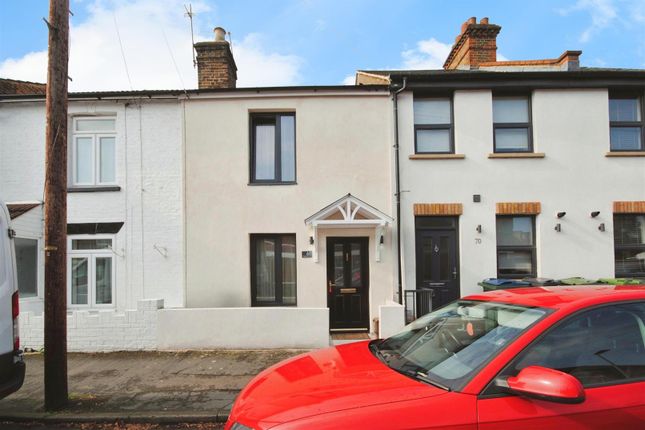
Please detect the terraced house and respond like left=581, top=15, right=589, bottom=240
left=0, top=17, right=643, bottom=351
left=355, top=17, right=645, bottom=322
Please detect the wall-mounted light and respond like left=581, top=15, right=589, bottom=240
left=476, top=225, right=482, bottom=233
left=555, top=223, right=562, bottom=232
left=591, top=211, right=600, bottom=218
left=598, top=223, right=606, bottom=232
left=380, top=235, right=384, bottom=245
left=309, top=236, right=314, bottom=245
left=557, top=212, right=567, bottom=218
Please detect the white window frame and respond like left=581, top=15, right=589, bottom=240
left=67, top=234, right=116, bottom=309
left=72, top=117, right=117, bottom=187
left=15, top=235, right=42, bottom=301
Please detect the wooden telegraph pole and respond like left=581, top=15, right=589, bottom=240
left=43, top=0, right=69, bottom=410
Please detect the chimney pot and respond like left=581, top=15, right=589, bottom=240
left=214, top=27, right=226, bottom=42
left=444, top=17, right=501, bottom=70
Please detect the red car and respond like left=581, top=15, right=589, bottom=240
left=226, top=285, right=645, bottom=429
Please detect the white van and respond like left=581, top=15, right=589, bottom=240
left=0, top=200, right=24, bottom=399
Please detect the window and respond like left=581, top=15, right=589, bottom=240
left=413, top=98, right=453, bottom=153
left=489, top=302, right=645, bottom=391
left=609, top=95, right=643, bottom=151
left=72, top=117, right=116, bottom=186
left=614, top=214, right=645, bottom=277
left=15, top=238, right=38, bottom=298
left=250, top=113, right=296, bottom=184
left=493, top=96, right=532, bottom=153
left=68, top=236, right=114, bottom=307
left=251, top=234, right=296, bottom=306
left=496, top=216, right=536, bottom=278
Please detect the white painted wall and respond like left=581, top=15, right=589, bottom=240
left=20, top=298, right=164, bottom=352
left=398, top=89, right=645, bottom=300
left=158, top=307, right=329, bottom=349
left=0, top=98, right=184, bottom=313
left=184, top=91, right=395, bottom=330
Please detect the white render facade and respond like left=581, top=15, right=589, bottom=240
left=393, top=87, right=645, bottom=309
left=181, top=87, right=402, bottom=347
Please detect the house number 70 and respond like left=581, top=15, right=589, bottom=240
left=475, top=238, right=482, bottom=244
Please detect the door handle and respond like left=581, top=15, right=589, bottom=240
left=328, top=280, right=336, bottom=294
left=452, top=267, right=458, bottom=280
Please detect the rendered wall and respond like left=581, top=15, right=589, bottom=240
left=398, top=89, right=645, bottom=300
left=157, top=307, right=329, bottom=349
left=184, top=91, right=395, bottom=329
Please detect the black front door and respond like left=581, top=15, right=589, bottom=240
left=415, top=219, right=460, bottom=311
left=327, top=237, right=369, bottom=331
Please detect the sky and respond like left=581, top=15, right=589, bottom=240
left=0, top=0, right=644, bottom=91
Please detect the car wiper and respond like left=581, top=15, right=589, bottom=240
left=400, top=369, right=451, bottom=391
left=369, top=341, right=391, bottom=364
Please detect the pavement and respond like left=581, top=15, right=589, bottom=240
left=0, top=349, right=306, bottom=424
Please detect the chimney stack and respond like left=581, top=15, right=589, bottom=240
left=443, top=17, right=501, bottom=70
left=194, top=27, right=237, bottom=89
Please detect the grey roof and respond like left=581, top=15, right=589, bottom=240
left=0, top=84, right=389, bottom=101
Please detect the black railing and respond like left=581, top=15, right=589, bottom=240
left=404, top=289, right=434, bottom=324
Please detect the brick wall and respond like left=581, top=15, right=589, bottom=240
left=20, top=299, right=164, bottom=352
left=194, top=42, right=237, bottom=89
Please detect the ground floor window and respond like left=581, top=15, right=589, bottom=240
left=250, top=234, right=297, bottom=306
left=614, top=214, right=645, bottom=277
left=68, top=236, right=114, bottom=307
left=496, top=215, right=536, bottom=278
left=15, top=237, right=38, bottom=298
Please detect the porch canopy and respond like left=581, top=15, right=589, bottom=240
left=305, top=193, right=393, bottom=262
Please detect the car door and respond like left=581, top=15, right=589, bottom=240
left=477, top=301, right=645, bottom=429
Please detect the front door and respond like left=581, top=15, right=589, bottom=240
left=327, top=237, right=369, bottom=331
left=415, top=219, right=459, bottom=311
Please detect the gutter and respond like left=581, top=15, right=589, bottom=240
left=391, top=77, right=407, bottom=305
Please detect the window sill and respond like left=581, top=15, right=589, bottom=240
left=488, top=152, right=545, bottom=159
left=68, top=186, right=121, bottom=193
left=409, top=154, right=465, bottom=160
left=605, top=151, right=645, bottom=157
left=248, top=182, right=298, bottom=186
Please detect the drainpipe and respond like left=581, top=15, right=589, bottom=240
left=392, top=77, right=407, bottom=305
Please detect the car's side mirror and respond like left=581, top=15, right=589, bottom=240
left=496, top=366, right=585, bottom=404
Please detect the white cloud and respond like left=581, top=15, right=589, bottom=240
left=233, top=34, right=302, bottom=87
left=341, top=74, right=355, bottom=85
left=401, top=38, right=452, bottom=69
left=0, top=0, right=303, bottom=91
left=558, top=0, right=618, bottom=42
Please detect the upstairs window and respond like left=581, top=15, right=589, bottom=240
left=413, top=98, right=453, bottom=153
left=72, top=117, right=117, bottom=186
left=614, top=214, right=645, bottom=278
left=250, top=113, right=296, bottom=184
left=493, top=96, right=532, bottom=153
left=609, top=95, right=643, bottom=151
left=496, top=216, right=536, bottom=278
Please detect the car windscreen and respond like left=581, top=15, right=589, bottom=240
left=371, top=300, right=549, bottom=391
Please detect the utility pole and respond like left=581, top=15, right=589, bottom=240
left=43, top=0, right=69, bottom=410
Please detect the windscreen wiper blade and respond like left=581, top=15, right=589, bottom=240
left=399, top=369, right=450, bottom=391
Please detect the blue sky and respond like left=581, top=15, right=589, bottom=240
left=1, top=0, right=644, bottom=91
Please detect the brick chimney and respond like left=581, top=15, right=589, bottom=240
left=443, top=17, right=501, bottom=70
left=194, top=27, right=237, bottom=89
